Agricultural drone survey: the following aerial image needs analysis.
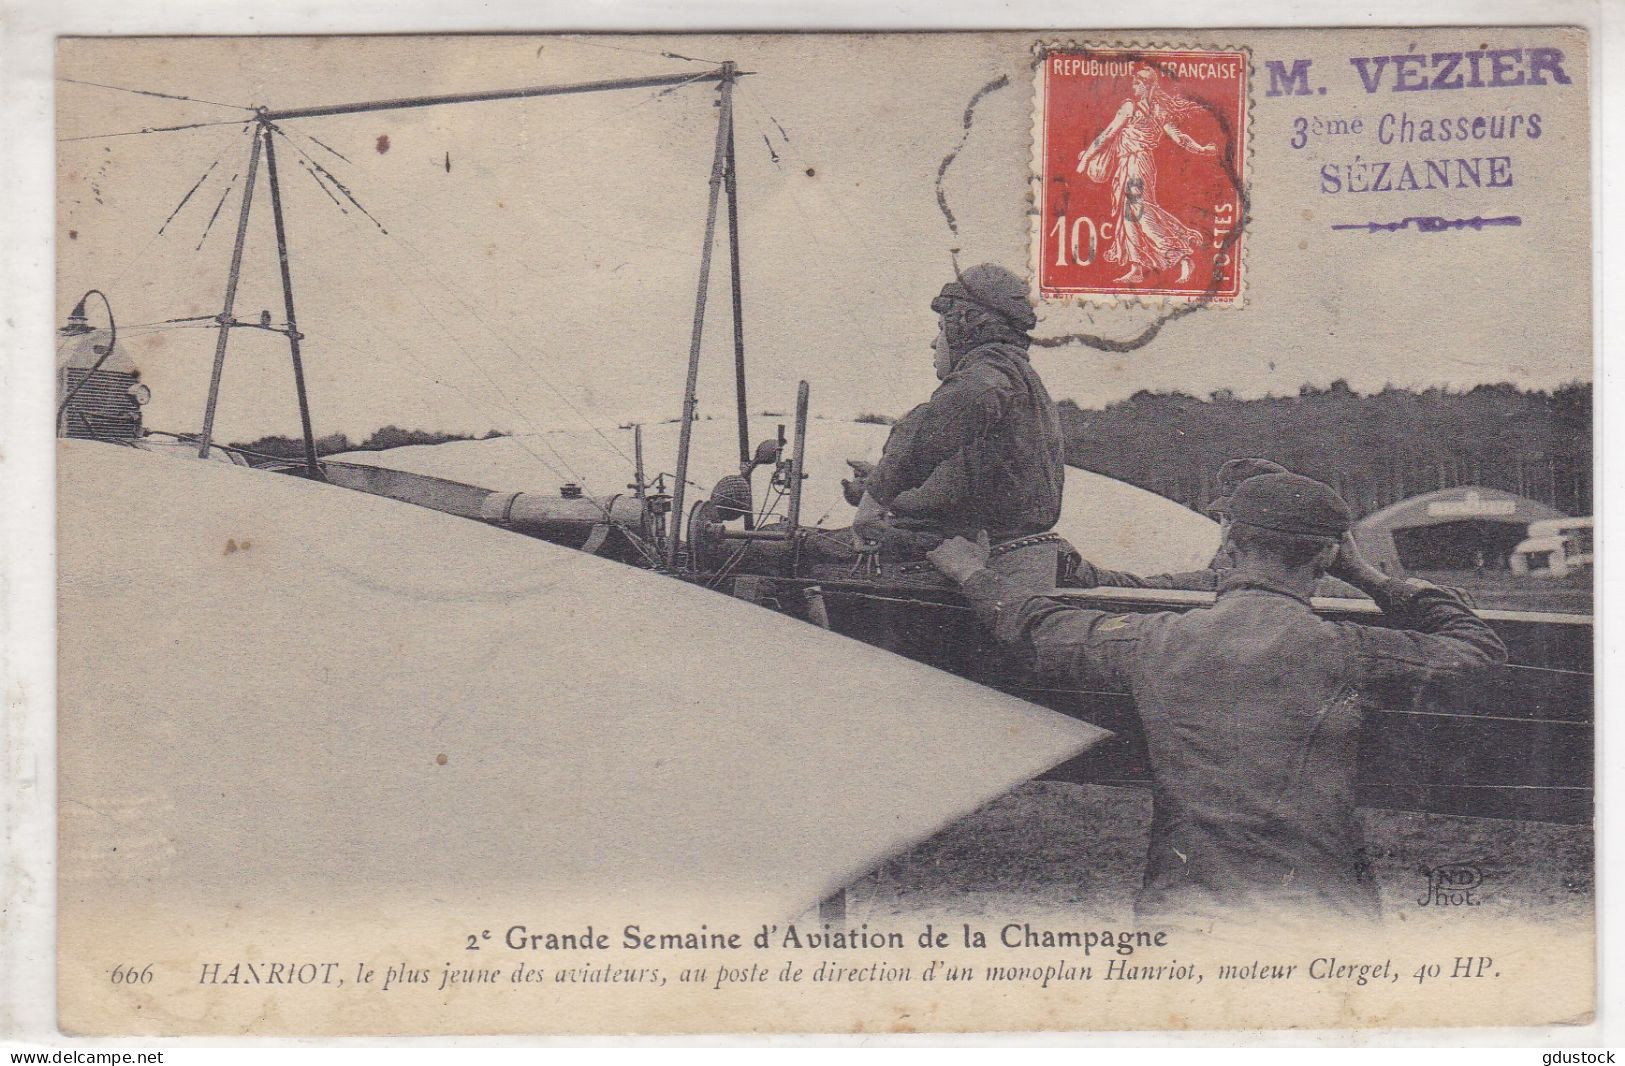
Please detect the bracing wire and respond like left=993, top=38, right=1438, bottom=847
left=269, top=137, right=573, bottom=452
left=351, top=219, right=670, bottom=569
left=305, top=323, right=673, bottom=571
left=58, top=117, right=251, bottom=143
left=364, top=247, right=588, bottom=486
left=270, top=125, right=387, bottom=233
left=57, top=76, right=256, bottom=112
left=86, top=71, right=824, bottom=567
left=292, top=153, right=347, bottom=212
left=272, top=123, right=648, bottom=470
left=380, top=225, right=638, bottom=465
left=304, top=133, right=352, bottom=165
left=71, top=124, right=254, bottom=297
left=194, top=170, right=241, bottom=252
left=111, top=117, right=578, bottom=491
left=263, top=141, right=568, bottom=476
left=159, top=159, right=222, bottom=236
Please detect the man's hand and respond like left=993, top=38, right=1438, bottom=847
left=927, top=531, right=992, bottom=585
left=852, top=491, right=887, bottom=550
left=1328, top=532, right=1388, bottom=590
left=841, top=459, right=875, bottom=507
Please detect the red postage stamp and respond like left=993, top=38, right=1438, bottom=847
left=1034, top=46, right=1248, bottom=303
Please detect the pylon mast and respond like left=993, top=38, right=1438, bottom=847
left=192, top=66, right=747, bottom=516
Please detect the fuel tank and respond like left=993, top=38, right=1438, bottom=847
left=480, top=489, right=649, bottom=550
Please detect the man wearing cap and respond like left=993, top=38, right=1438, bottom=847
left=1063, top=457, right=1363, bottom=597
left=927, top=472, right=1506, bottom=923
left=1062, top=457, right=1286, bottom=591
left=1203, top=457, right=1289, bottom=565
left=849, top=263, right=1065, bottom=557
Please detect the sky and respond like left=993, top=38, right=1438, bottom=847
left=55, top=32, right=1593, bottom=448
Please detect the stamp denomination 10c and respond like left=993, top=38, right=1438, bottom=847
left=1034, top=46, right=1249, bottom=303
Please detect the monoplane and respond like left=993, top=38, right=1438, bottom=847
left=56, top=54, right=1591, bottom=922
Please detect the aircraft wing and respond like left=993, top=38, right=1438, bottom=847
left=58, top=440, right=1107, bottom=925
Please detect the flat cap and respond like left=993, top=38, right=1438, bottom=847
left=1228, top=472, right=1351, bottom=539
left=1206, top=457, right=1289, bottom=516
left=930, top=263, right=1037, bottom=332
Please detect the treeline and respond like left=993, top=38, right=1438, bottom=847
left=230, top=425, right=507, bottom=459
left=1060, top=381, right=1592, bottom=519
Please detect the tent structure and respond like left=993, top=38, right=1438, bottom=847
left=1351, top=485, right=1567, bottom=577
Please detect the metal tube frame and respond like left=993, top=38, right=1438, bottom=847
left=785, top=379, right=809, bottom=534
left=263, top=70, right=728, bottom=122
left=723, top=84, right=750, bottom=473
left=192, top=66, right=741, bottom=488
left=196, top=128, right=263, bottom=459
left=260, top=124, right=321, bottom=477
left=666, top=62, right=737, bottom=570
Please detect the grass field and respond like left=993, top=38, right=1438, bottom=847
left=848, top=782, right=1593, bottom=925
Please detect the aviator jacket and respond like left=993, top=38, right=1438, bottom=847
left=863, top=342, right=1065, bottom=545
left=957, top=569, right=1507, bottom=922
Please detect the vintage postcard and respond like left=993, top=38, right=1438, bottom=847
left=54, top=29, right=1593, bottom=1036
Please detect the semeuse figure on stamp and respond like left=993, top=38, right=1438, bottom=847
left=1076, top=67, right=1220, bottom=285
left=832, top=263, right=1065, bottom=573
left=928, top=472, right=1507, bottom=924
